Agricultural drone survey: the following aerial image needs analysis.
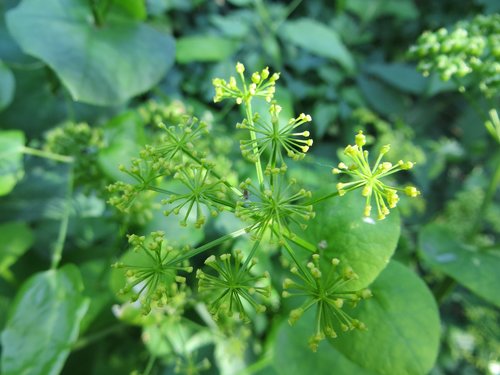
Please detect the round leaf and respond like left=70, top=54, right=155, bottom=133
left=273, top=261, right=440, bottom=375
left=419, top=223, right=500, bottom=308
left=1, top=264, right=90, bottom=375
left=279, top=18, right=354, bottom=72
left=175, top=36, right=239, bottom=64
left=301, top=193, right=400, bottom=289
left=6, top=0, right=175, bottom=106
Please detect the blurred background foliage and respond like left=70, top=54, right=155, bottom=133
left=0, top=0, right=499, bottom=374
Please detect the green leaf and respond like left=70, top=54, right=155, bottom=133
left=358, top=74, right=407, bottom=117
left=279, top=18, right=354, bottom=72
left=0, top=130, right=25, bottom=196
left=111, top=0, right=147, bottom=20
left=329, top=261, right=440, bottom=375
left=272, top=262, right=440, bottom=375
left=419, top=223, right=500, bottom=308
left=6, top=0, right=175, bottom=106
left=175, top=36, right=239, bottom=63
left=0, top=264, right=90, bottom=375
left=0, top=222, right=34, bottom=282
left=300, top=193, right=400, bottom=289
left=0, top=60, right=15, bottom=110
left=365, top=63, right=427, bottom=95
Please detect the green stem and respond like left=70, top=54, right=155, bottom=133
left=22, top=147, right=73, bottom=163
left=177, top=227, right=249, bottom=263
left=284, top=233, right=316, bottom=253
left=282, top=239, right=308, bottom=277
left=469, top=149, right=500, bottom=239
left=244, top=99, right=265, bottom=189
left=306, top=190, right=340, bottom=206
left=72, top=324, right=125, bottom=351
left=51, top=167, right=73, bottom=270
left=142, top=355, right=156, bottom=375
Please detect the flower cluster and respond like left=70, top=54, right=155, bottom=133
left=237, top=104, right=313, bottom=172
left=43, top=121, right=105, bottom=189
left=162, top=165, right=228, bottom=228
left=196, top=250, right=270, bottom=322
left=235, top=177, right=314, bottom=239
left=333, top=131, right=420, bottom=220
left=213, top=63, right=280, bottom=104
left=282, top=254, right=371, bottom=351
left=409, top=14, right=500, bottom=97
left=112, top=231, right=193, bottom=315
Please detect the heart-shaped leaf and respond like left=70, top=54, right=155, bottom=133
left=273, top=261, right=440, bottom=375
left=298, top=193, right=400, bottom=289
left=6, top=0, right=175, bottom=106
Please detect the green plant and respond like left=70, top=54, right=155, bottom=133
left=108, top=63, right=424, bottom=356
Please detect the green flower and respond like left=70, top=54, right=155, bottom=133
left=213, top=63, right=279, bottom=104
left=162, top=165, right=228, bottom=228
left=333, top=131, right=420, bottom=220
left=196, top=250, right=270, bottom=322
left=235, top=177, right=314, bottom=238
left=237, top=103, right=313, bottom=172
left=282, top=254, right=371, bottom=351
left=112, top=231, right=192, bottom=315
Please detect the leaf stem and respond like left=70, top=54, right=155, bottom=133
left=72, top=324, right=125, bottom=351
left=22, top=147, right=73, bottom=163
left=306, top=190, right=340, bottom=206
left=51, top=166, right=73, bottom=270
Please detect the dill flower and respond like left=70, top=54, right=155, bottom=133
left=196, top=250, right=270, bottom=322
left=333, top=131, right=420, bottom=220
left=282, top=254, right=371, bottom=351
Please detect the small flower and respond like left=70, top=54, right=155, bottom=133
left=237, top=105, right=313, bottom=171
left=112, top=231, right=193, bottom=315
left=235, top=176, right=314, bottom=238
left=332, top=131, right=420, bottom=220
left=282, top=254, right=371, bottom=351
left=213, top=64, right=280, bottom=104
left=196, top=250, right=270, bottom=322
left=162, top=165, right=227, bottom=228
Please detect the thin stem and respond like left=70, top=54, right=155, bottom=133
left=72, top=324, right=125, bottom=351
left=244, top=99, right=265, bottom=189
left=22, top=147, right=73, bottom=163
left=176, top=227, right=249, bottom=263
left=306, top=190, right=340, bottom=206
left=469, top=149, right=500, bottom=239
left=142, top=355, right=156, bottom=375
left=51, top=167, right=73, bottom=270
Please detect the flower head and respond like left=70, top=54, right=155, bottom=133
left=196, top=250, right=270, bottom=322
left=237, top=105, right=313, bottom=172
left=333, top=131, right=420, bottom=220
left=112, top=231, right=192, bottom=315
left=213, top=63, right=280, bottom=104
left=282, top=254, right=371, bottom=351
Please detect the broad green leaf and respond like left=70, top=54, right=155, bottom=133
left=419, top=223, right=500, bottom=308
left=358, top=74, right=406, bottom=116
left=329, top=261, right=440, bottom=375
left=6, top=0, right=175, bottom=106
left=273, top=262, right=440, bottom=375
left=365, top=63, right=427, bottom=95
left=299, top=193, right=400, bottom=289
left=1, top=264, right=90, bottom=375
left=0, top=130, right=25, bottom=196
left=279, top=18, right=354, bottom=72
left=0, top=60, right=14, bottom=110
left=176, top=36, right=239, bottom=63
left=345, top=0, right=418, bottom=22
left=0, top=222, right=34, bottom=282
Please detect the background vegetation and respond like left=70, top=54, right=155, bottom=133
left=0, top=0, right=499, bottom=374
